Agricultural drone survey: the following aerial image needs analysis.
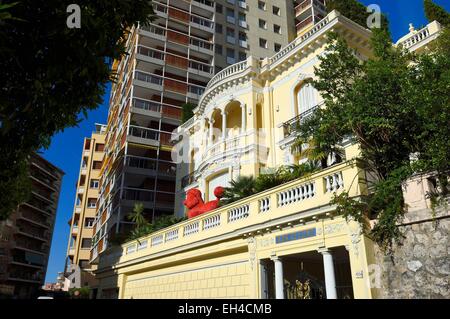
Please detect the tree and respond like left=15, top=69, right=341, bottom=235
left=326, top=0, right=389, bottom=30
left=293, top=27, right=449, bottom=252
left=221, top=176, right=256, bottom=205
left=0, top=1, right=154, bottom=220
left=181, top=103, right=197, bottom=124
left=424, top=0, right=450, bottom=27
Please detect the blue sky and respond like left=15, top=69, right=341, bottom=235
left=41, top=0, right=450, bottom=283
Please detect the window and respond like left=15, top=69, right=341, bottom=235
left=226, top=27, right=235, bottom=44
left=87, top=198, right=97, bottom=209
left=259, top=19, right=267, bottom=29
left=239, top=52, right=247, bottom=62
left=297, top=83, right=318, bottom=115
left=259, top=38, right=268, bottom=49
left=258, top=1, right=266, bottom=10
left=81, top=239, right=92, bottom=249
left=238, top=13, right=247, bottom=28
left=95, top=143, right=104, bottom=152
left=226, top=8, right=235, bottom=24
left=274, top=43, right=282, bottom=52
left=273, top=6, right=280, bottom=16
left=226, top=48, right=235, bottom=64
left=92, top=161, right=102, bottom=170
left=216, top=3, right=223, bottom=14
left=274, top=24, right=281, bottom=34
left=84, top=218, right=95, bottom=228
left=90, top=179, right=99, bottom=189
left=81, top=157, right=88, bottom=168
left=79, top=260, right=90, bottom=268
left=216, top=23, right=223, bottom=34
left=215, top=44, right=223, bottom=55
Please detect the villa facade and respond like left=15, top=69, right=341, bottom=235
left=93, top=11, right=443, bottom=299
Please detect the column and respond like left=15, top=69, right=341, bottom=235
left=271, top=256, right=284, bottom=299
left=318, top=248, right=338, bottom=299
left=209, top=117, right=214, bottom=146
left=241, top=103, right=246, bottom=134
left=222, top=110, right=227, bottom=140
left=259, top=260, right=268, bottom=299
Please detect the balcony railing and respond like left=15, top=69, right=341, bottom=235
left=113, top=161, right=361, bottom=266
left=134, top=71, right=164, bottom=86
left=125, top=156, right=176, bottom=176
left=282, top=104, right=320, bottom=137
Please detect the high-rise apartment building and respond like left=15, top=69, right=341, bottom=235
left=294, top=0, right=327, bottom=36
left=90, top=0, right=316, bottom=263
left=0, top=153, right=63, bottom=299
left=65, top=124, right=106, bottom=288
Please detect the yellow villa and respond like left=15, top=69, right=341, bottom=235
left=93, top=11, right=443, bottom=299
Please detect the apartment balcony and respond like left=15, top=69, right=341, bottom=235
left=136, top=45, right=165, bottom=66
left=187, top=84, right=205, bottom=100
left=124, top=155, right=177, bottom=178
left=188, top=60, right=214, bottom=78
left=190, top=15, right=214, bottom=33
left=121, top=188, right=175, bottom=210
left=139, top=24, right=167, bottom=43
left=128, top=125, right=172, bottom=148
left=17, top=209, right=51, bottom=229
left=295, top=0, right=326, bottom=17
left=227, top=16, right=236, bottom=24
left=189, top=37, right=214, bottom=55
left=132, top=98, right=182, bottom=122
left=226, top=35, right=236, bottom=45
left=8, top=271, right=43, bottom=284
left=239, top=39, right=248, bottom=48
left=238, top=1, right=247, bottom=9
left=152, top=2, right=168, bottom=18
left=133, top=71, right=164, bottom=92
left=296, top=15, right=324, bottom=34
left=238, top=20, right=247, bottom=29
left=108, top=161, right=364, bottom=267
left=191, top=0, right=215, bottom=14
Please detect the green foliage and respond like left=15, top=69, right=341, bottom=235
left=0, top=0, right=155, bottom=220
left=0, top=155, right=31, bottom=220
left=424, top=0, right=450, bottom=27
left=126, top=212, right=186, bottom=242
left=292, top=27, right=450, bottom=252
left=222, top=163, right=321, bottom=205
left=222, top=176, right=256, bottom=205
left=181, top=103, right=197, bottom=124
left=326, top=0, right=389, bottom=30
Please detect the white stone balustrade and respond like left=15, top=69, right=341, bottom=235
left=183, top=221, right=200, bottom=236
left=277, top=182, right=315, bottom=207
left=101, top=162, right=360, bottom=268
left=151, top=234, right=164, bottom=246
left=324, top=172, right=344, bottom=193
left=165, top=229, right=179, bottom=242
left=259, top=197, right=271, bottom=213
left=203, top=214, right=221, bottom=230
left=228, top=204, right=250, bottom=223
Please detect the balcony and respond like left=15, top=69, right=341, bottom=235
left=136, top=45, right=165, bottom=65
left=134, top=71, right=164, bottom=91
left=121, top=188, right=175, bottom=210
left=189, top=37, right=214, bottom=54
left=140, top=24, right=167, bottom=42
left=188, top=60, right=214, bottom=77
left=128, top=125, right=172, bottom=147
left=187, top=84, right=205, bottom=99
left=191, top=0, right=214, bottom=13
left=282, top=104, right=320, bottom=138
left=125, top=155, right=177, bottom=177
left=190, top=15, right=214, bottom=32
left=132, top=98, right=182, bottom=121
left=111, top=161, right=363, bottom=266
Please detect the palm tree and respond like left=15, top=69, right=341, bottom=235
left=128, top=202, right=148, bottom=229
left=291, top=138, right=344, bottom=169
left=222, top=176, right=256, bottom=205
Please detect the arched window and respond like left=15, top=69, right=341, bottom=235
left=296, top=82, right=318, bottom=116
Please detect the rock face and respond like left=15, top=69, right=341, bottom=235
left=373, top=205, right=449, bottom=299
